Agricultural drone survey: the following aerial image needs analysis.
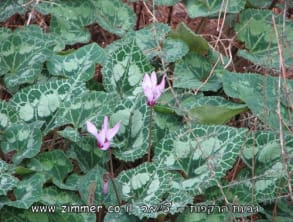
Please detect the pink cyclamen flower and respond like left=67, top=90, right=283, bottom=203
left=86, top=116, right=120, bottom=150
left=142, top=72, right=166, bottom=106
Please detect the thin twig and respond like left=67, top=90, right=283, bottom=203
left=26, top=0, right=40, bottom=25
left=272, top=14, right=293, bottom=201
left=194, top=56, right=220, bottom=95
left=142, top=1, right=158, bottom=22
left=214, top=0, right=229, bottom=50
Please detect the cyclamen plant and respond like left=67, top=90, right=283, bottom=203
left=86, top=116, right=120, bottom=196
left=142, top=72, right=166, bottom=161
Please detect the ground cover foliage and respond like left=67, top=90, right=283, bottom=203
left=0, top=0, right=292, bottom=221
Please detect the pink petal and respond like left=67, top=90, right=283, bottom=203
left=153, top=88, right=162, bottom=102
left=97, top=129, right=106, bottom=147
left=107, top=121, right=121, bottom=140
left=142, top=74, right=152, bottom=89
left=150, top=71, right=157, bottom=86
left=86, top=121, right=98, bottom=137
left=102, top=116, right=109, bottom=131
left=144, top=87, right=154, bottom=104
left=157, top=75, right=166, bottom=92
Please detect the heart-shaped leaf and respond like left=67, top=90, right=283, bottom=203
left=135, top=23, right=171, bottom=59
left=1, top=123, right=42, bottom=164
left=222, top=71, right=293, bottom=129
left=117, top=162, right=191, bottom=219
left=154, top=124, right=247, bottom=195
left=93, top=0, right=135, bottom=36
left=174, top=52, right=223, bottom=91
left=0, top=25, right=56, bottom=90
left=102, top=40, right=153, bottom=97
left=26, top=150, right=73, bottom=184
left=47, top=43, right=106, bottom=81
left=0, top=160, right=19, bottom=195
left=183, top=0, right=246, bottom=18
left=111, top=95, right=152, bottom=161
left=36, top=0, right=95, bottom=46
left=52, top=91, right=119, bottom=129
left=236, top=9, right=293, bottom=69
left=168, top=22, right=209, bottom=55
left=5, top=173, right=46, bottom=209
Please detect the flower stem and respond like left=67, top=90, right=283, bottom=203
left=108, top=149, right=121, bottom=204
left=109, top=149, right=114, bottom=177
left=147, top=106, right=153, bottom=162
left=109, top=176, right=121, bottom=205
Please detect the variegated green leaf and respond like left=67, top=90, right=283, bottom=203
left=93, top=0, right=135, bottom=36
left=78, top=164, right=118, bottom=207
left=183, top=0, right=246, bottom=18
left=36, top=0, right=95, bottom=46
left=135, top=23, right=171, bottom=59
left=162, top=39, right=189, bottom=62
left=47, top=43, right=106, bottom=81
left=111, top=95, right=151, bottom=161
left=39, top=187, right=96, bottom=221
left=0, top=0, right=28, bottom=22
left=26, top=150, right=73, bottom=185
left=117, top=162, right=191, bottom=219
left=41, top=187, right=81, bottom=206
left=154, top=124, right=247, bottom=194
left=102, top=40, right=153, bottom=97
left=1, top=123, right=42, bottom=165
left=0, top=101, right=19, bottom=130
left=236, top=9, right=293, bottom=69
left=0, top=25, right=56, bottom=90
left=52, top=91, right=119, bottom=129
left=234, top=131, right=293, bottom=204
left=52, top=173, right=80, bottom=191
left=9, top=79, right=86, bottom=133
left=222, top=71, right=293, bottom=129
left=226, top=162, right=288, bottom=204
left=60, top=127, right=108, bottom=173
left=174, top=51, right=222, bottom=91
left=135, top=23, right=188, bottom=62
left=5, top=173, right=46, bottom=209
left=0, top=160, right=19, bottom=196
